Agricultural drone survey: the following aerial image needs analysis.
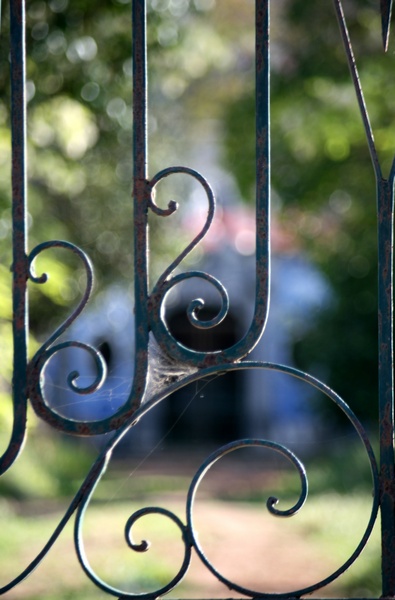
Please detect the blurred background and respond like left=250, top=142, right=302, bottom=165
left=0, top=0, right=391, bottom=597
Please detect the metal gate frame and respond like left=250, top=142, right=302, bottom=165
left=1, top=0, right=394, bottom=597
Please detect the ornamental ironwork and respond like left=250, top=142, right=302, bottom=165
left=1, top=0, right=394, bottom=597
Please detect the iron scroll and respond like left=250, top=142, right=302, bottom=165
left=1, top=0, right=393, bottom=597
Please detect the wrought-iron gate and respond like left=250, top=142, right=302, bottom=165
left=1, top=0, right=394, bottom=597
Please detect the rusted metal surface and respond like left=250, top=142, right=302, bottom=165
left=0, top=0, right=394, bottom=597
left=333, top=2, right=395, bottom=593
left=3, top=0, right=28, bottom=477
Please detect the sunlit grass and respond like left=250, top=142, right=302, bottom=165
left=0, top=430, right=382, bottom=598
left=0, top=492, right=381, bottom=599
left=0, top=481, right=381, bottom=595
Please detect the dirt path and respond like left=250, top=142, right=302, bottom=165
left=4, top=449, right=371, bottom=598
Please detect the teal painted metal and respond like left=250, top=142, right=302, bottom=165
left=0, top=0, right=393, bottom=597
left=333, top=0, right=395, bottom=592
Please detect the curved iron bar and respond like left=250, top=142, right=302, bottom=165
left=172, top=363, right=379, bottom=598
left=148, top=166, right=216, bottom=282
left=0, top=361, right=379, bottom=596
left=149, top=0, right=270, bottom=368
left=28, top=240, right=95, bottom=347
left=75, top=499, right=192, bottom=598
left=148, top=172, right=231, bottom=353
left=2, top=0, right=390, bottom=595
left=125, top=507, right=189, bottom=552
left=28, top=363, right=381, bottom=598
left=185, top=435, right=376, bottom=598
left=0, top=452, right=110, bottom=595
left=24, top=0, right=153, bottom=439
left=19, top=0, right=270, bottom=436
left=153, top=270, right=230, bottom=331
left=186, top=439, right=307, bottom=596
left=185, top=440, right=308, bottom=519
left=25, top=237, right=148, bottom=435
left=143, top=364, right=379, bottom=597
left=27, top=241, right=109, bottom=431
left=149, top=166, right=233, bottom=359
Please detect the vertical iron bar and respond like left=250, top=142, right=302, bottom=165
left=254, top=0, right=270, bottom=343
left=132, top=0, right=147, bottom=181
left=377, top=177, right=395, bottom=597
left=332, top=3, right=395, bottom=591
left=131, top=0, right=149, bottom=409
left=1, top=0, right=29, bottom=475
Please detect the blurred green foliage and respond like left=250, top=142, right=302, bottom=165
left=0, top=0, right=224, bottom=434
left=0, top=0, right=392, bottom=434
left=0, top=3, right=388, bottom=597
left=223, top=0, right=392, bottom=424
left=0, top=427, right=96, bottom=498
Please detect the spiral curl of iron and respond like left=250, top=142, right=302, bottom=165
left=148, top=166, right=235, bottom=360
left=27, top=241, right=107, bottom=418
